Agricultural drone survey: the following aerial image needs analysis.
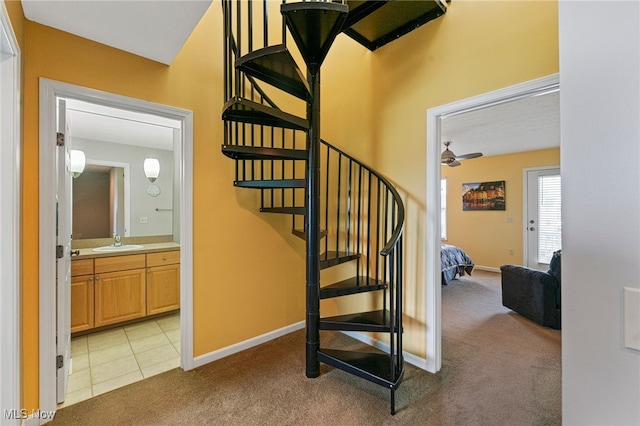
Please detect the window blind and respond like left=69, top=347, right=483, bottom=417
left=537, top=174, right=562, bottom=264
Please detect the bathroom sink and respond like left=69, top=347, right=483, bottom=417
left=92, top=244, right=144, bottom=252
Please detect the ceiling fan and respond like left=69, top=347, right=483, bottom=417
left=441, top=141, right=483, bottom=167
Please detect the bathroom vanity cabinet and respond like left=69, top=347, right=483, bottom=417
left=146, top=251, right=181, bottom=315
left=70, top=259, right=95, bottom=333
left=94, top=254, right=147, bottom=327
left=70, top=247, right=180, bottom=333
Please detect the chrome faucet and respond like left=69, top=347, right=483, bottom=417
left=113, top=233, right=123, bottom=247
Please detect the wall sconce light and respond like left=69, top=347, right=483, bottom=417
left=143, top=158, right=160, bottom=183
left=70, top=149, right=86, bottom=178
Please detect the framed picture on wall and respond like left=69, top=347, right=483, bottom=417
left=462, top=180, right=505, bottom=211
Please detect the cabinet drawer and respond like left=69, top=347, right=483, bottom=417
left=71, top=259, right=94, bottom=277
left=95, top=254, right=146, bottom=274
left=147, top=250, right=180, bottom=267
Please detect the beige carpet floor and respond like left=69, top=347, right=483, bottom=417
left=52, top=270, right=561, bottom=425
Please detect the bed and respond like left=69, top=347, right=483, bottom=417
left=441, top=244, right=475, bottom=285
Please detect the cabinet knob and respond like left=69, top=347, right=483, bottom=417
left=162, top=256, right=167, bottom=261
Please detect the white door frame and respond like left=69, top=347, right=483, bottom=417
left=425, top=74, right=559, bottom=373
left=39, top=78, right=194, bottom=416
left=0, top=2, right=21, bottom=422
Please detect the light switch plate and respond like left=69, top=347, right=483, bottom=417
left=623, top=287, right=640, bottom=351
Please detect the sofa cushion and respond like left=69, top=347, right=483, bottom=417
left=547, top=250, right=561, bottom=284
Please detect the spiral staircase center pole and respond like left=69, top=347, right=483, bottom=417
left=305, top=66, right=321, bottom=378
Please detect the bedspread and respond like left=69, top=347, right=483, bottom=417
left=441, top=244, right=474, bottom=285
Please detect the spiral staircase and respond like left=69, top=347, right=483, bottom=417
left=220, top=0, right=447, bottom=414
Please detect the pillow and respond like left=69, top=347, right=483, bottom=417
left=548, top=250, right=561, bottom=283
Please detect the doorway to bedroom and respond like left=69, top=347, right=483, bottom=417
left=426, top=74, right=561, bottom=372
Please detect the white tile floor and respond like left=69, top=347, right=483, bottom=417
left=58, top=313, right=180, bottom=408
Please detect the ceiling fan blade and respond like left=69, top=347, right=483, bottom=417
left=448, top=160, right=461, bottom=167
left=456, top=152, right=483, bottom=161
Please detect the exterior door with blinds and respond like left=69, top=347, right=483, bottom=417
left=525, top=167, right=561, bottom=270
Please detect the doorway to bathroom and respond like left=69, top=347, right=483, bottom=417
left=38, top=79, right=194, bottom=414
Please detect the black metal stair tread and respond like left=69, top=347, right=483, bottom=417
left=320, top=309, right=397, bottom=333
left=236, top=44, right=311, bottom=101
left=317, top=348, right=403, bottom=388
left=222, top=145, right=307, bottom=161
left=222, top=96, right=309, bottom=131
left=320, top=277, right=386, bottom=299
left=234, top=179, right=306, bottom=189
left=343, top=0, right=447, bottom=51
left=292, top=228, right=328, bottom=240
left=281, top=1, right=349, bottom=69
left=319, top=251, right=359, bottom=269
left=260, top=206, right=305, bottom=215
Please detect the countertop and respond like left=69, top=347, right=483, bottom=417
left=72, top=242, right=180, bottom=260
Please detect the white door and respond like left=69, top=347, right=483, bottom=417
left=56, top=98, right=72, bottom=403
left=525, top=167, right=561, bottom=270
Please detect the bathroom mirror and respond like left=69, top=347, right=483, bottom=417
left=72, top=164, right=126, bottom=239
left=66, top=98, right=180, bottom=242
left=70, top=148, right=175, bottom=240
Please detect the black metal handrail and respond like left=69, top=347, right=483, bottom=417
left=320, top=139, right=405, bottom=257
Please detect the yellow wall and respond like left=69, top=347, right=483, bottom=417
left=323, top=0, right=559, bottom=357
left=17, top=4, right=306, bottom=409
left=442, top=148, right=560, bottom=268
left=5, top=1, right=23, bottom=50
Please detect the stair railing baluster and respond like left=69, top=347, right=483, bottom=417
left=388, top=238, right=395, bottom=377
left=366, top=170, right=372, bottom=282
left=281, top=129, right=286, bottom=207
left=292, top=130, right=296, bottom=225
left=382, top=187, right=389, bottom=290
left=281, top=0, right=286, bottom=45
left=248, top=0, right=253, bottom=53
left=397, top=236, right=403, bottom=369
left=375, top=178, right=381, bottom=286
left=323, top=144, right=330, bottom=256
left=354, top=164, right=361, bottom=278
left=335, top=153, right=342, bottom=256
left=263, top=0, right=268, bottom=47
left=346, top=159, right=352, bottom=256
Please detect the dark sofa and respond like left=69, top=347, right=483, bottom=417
left=500, top=250, right=561, bottom=329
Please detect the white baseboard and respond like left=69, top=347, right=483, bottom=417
left=193, top=321, right=305, bottom=368
left=191, top=322, right=429, bottom=373
left=340, top=331, right=429, bottom=371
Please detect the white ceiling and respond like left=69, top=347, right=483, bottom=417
left=21, top=0, right=212, bottom=65
left=21, top=1, right=559, bottom=156
left=66, top=99, right=180, bottom=150
left=440, top=90, right=560, bottom=159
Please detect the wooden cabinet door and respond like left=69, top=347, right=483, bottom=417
left=94, top=269, right=146, bottom=327
left=70, top=274, right=94, bottom=333
left=147, top=264, right=180, bottom=315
